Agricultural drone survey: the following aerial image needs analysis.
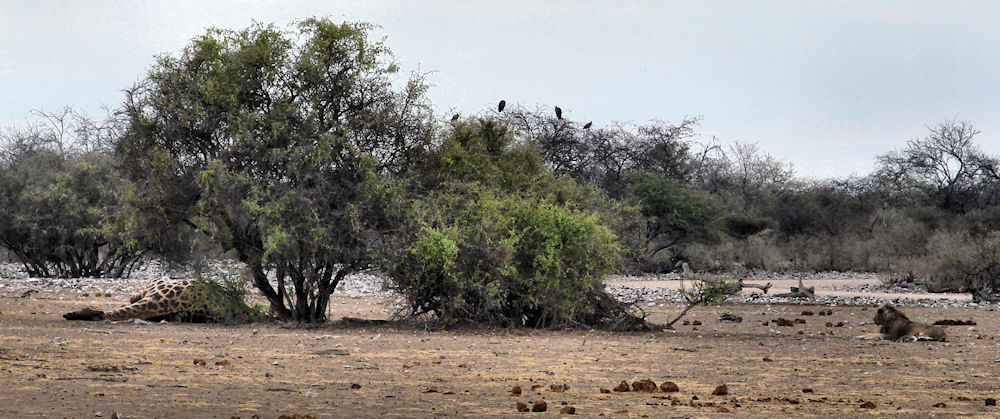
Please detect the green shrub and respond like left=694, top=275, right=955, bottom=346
left=679, top=273, right=741, bottom=304
left=388, top=195, right=621, bottom=328
left=183, top=275, right=267, bottom=323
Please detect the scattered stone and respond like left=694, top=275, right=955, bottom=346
left=836, top=321, right=845, bottom=327
left=825, top=322, right=834, bottom=327
left=761, top=320, right=769, bottom=326
left=987, top=398, right=997, bottom=406
left=599, top=388, right=611, bottom=394
left=614, top=381, right=631, bottom=392
left=802, top=388, right=813, bottom=393
left=717, top=407, right=730, bottom=413
left=510, top=385, right=522, bottom=395
left=560, top=406, right=576, bottom=414
left=773, top=318, right=794, bottom=327
left=215, top=360, right=231, bottom=367
left=719, top=313, right=742, bottom=323
left=549, top=384, right=564, bottom=393
left=801, top=310, right=814, bottom=316
left=350, top=383, right=361, bottom=389
left=793, top=318, right=806, bottom=324
left=264, top=372, right=273, bottom=378
left=193, top=359, right=207, bottom=366
left=631, top=379, right=657, bottom=392
left=933, top=402, right=947, bottom=408
left=532, top=400, right=547, bottom=412
left=860, top=401, right=876, bottom=409
left=516, top=402, right=529, bottom=412
left=691, top=320, right=702, bottom=326
left=531, top=384, right=544, bottom=392
left=682, top=320, right=690, bottom=326
left=762, top=357, right=773, bottom=362
left=712, top=384, right=728, bottom=395
left=659, top=381, right=679, bottom=392
left=955, top=396, right=970, bottom=401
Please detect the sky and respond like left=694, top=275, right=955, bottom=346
left=2, top=0, right=1000, bottom=179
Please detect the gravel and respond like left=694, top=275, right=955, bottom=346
left=2, top=262, right=995, bottom=309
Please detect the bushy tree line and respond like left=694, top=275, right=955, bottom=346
left=4, top=19, right=1000, bottom=321
left=0, top=109, right=142, bottom=277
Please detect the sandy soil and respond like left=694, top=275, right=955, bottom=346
left=2, top=289, right=999, bottom=418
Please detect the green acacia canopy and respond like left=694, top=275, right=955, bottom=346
left=116, top=18, right=432, bottom=322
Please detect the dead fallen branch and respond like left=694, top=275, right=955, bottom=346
left=774, top=278, right=815, bottom=299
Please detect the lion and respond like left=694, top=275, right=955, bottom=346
left=873, top=304, right=947, bottom=342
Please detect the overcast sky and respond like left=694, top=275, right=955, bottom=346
left=3, top=1, right=999, bottom=179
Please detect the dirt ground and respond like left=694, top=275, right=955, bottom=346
left=2, top=290, right=999, bottom=418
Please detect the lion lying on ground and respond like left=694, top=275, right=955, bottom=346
left=873, top=304, right=947, bottom=342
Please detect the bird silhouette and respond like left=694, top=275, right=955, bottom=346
left=583, top=121, right=592, bottom=129
left=554, top=106, right=562, bottom=120
left=498, top=100, right=506, bottom=113
left=451, top=113, right=460, bottom=122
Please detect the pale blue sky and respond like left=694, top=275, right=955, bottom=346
left=2, top=1, right=999, bottom=179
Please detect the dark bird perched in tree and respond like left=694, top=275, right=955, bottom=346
left=451, top=113, right=460, bottom=122
left=498, top=100, right=506, bottom=112
left=583, top=121, right=592, bottom=129
left=554, top=106, right=562, bottom=120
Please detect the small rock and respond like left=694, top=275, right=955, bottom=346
left=549, top=384, right=564, bottom=392
left=516, top=402, right=529, bottom=412
left=264, top=372, right=273, bottom=378
left=560, top=406, right=576, bottom=414
left=613, top=381, right=630, bottom=392
left=763, top=357, right=773, bottom=362
left=712, top=384, right=728, bottom=395
left=933, top=402, right=947, bottom=408
left=532, top=400, right=547, bottom=412
left=659, top=381, right=679, bottom=392
left=631, top=379, right=657, bottom=392
left=802, top=388, right=813, bottom=393
left=599, top=388, right=611, bottom=394
left=692, top=320, right=702, bottom=326
left=860, top=401, right=876, bottom=409
left=717, top=406, right=730, bottom=412
left=214, top=360, right=231, bottom=366
left=801, top=310, right=814, bottom=316
left=193, top=359, right=207, bottom=366
left=350, top=383, right=361, bottom=389
left=987, top=398, right=997, bottom=406
left=510, top=385, right=522, bottom=395
left=719, top=313, right=742, bottom=323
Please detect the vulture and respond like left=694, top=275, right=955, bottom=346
left=554, top=106, right=562, bottom=120
left=498, top=100, right=506, bottom=112
left=583, top=121, right=592, bottom=129
left=451, top=113, right=460, bottom=122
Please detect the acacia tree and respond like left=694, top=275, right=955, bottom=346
left=502, top=107, right=700, bottom=198
left=116, top=19, right=433, bottom=322
left=876, top=120, right=999, bottom=212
